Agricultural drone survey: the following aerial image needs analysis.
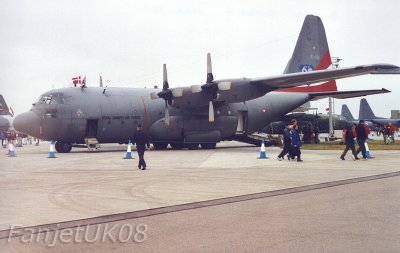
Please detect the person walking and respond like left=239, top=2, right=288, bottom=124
left=132, top=124, right=150, bottom=170
left=290, top=124, right=303, bottom=162
left=355, top=120, right=368, bottom=160
left=340, top=124, right=359, bottom=161
left=0, top=131, right=5, bottom=147
left=277, top=123, right=292, bottom=161
left=382, top=125, right=389, bottom=145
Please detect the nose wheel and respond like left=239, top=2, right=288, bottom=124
left=55, top=141, right=72, bottom=153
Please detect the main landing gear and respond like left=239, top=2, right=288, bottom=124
left=55, top=141, right=72, bottom=153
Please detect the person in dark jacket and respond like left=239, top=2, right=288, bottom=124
left=0, top=131, right=5, bottom=147
left=382, top=125, right=389, bottom=145
left=340, top=124, right=359, bottom=160
left=133, top=124, right=150, bottom=170
left=277, top=123, right=292, bottom=161
left=355, top=120, right=367, bottom=159
left=290, top=124, right=303, bottom=162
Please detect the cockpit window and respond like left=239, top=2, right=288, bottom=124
left=36, top=93, right=64, bottom=105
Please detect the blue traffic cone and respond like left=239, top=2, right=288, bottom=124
left=258, top=140, right=268, bottom=159
left=365, top=141, right=373, bottom=159
left=124, top=140, right=133, bottom=159
left=48, top=141, right=57, bottom=158
left=8, top=143, right=15, bottom=157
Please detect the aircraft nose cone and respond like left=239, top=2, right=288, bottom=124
left=13, top=111, right=41, bottom=136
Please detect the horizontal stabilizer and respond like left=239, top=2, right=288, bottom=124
left=309, top=88, right=390, bottom=101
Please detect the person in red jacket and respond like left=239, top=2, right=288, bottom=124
left=364, top=123, right=371, bottom=139
left=389, top=123, right=396, bottom=144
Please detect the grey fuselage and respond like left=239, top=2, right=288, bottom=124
left=14, top=87, right=311, bottom=144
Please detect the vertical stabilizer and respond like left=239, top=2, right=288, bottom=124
left=280, top=15, right=337, bottom=93
left=341, top=104, right=355, bottom=121
left=0, top=95, right=10, bottom=116
left=359, top=98, right=376, bottom=120
left=284, top=15, right=332, bottom=74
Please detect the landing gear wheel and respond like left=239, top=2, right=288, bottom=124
left=200, top=143, right=217, bottom=149
left=153, top=142, right=169, bottom=150
left=170, top=142, right=184, bottom=150
left=187, top=143, right=199, bottom=150
left=55, top=141, right=72, bottom=153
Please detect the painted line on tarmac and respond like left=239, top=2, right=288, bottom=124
left=1, top=171, right=399, bottom=239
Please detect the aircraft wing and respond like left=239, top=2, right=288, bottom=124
left=250, top=64, right=400, bottom=88
left=309, top=88, right=390, bottom=101
left=160, top=64, right=400, bottom=109
left=152, top=62, right=399, bottom=124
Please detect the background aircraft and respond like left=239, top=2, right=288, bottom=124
left=264, top=112, right=349, bottom=135
left=0, top=95, right=13, bottom=132
left=13, top=15, right=399, bottom=153
left=359, top=98, right=400, bottom=127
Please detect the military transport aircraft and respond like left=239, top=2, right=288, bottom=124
left=359, top=98, right=400, bottom=127
left=0, top=95, right=13, bottom=132
left=13, top=15, right=400, bottom=153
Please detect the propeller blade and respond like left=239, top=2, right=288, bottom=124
left=163, top=64, right=169, bottom=90
left=100, top=76, right=103, bottom=88
left=207, top=53, right=214, bottom=83
left=209, top=101, right=215, bottom=122
left=164, top=103, right=170, bottom=125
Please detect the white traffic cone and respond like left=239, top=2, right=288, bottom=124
left=8, top=143, right=15, bottom=157
left=258, top=140, right=268, bottom=159
left=48, top=141, right=56, bottom=158
left=124, top=140, right=133, bottom=159
left=365, top=141, right=373, bottom=159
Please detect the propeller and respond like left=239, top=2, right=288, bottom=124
left=157, top=64, right=173, bottom=125
left=202, top=53, right=218, bottom=123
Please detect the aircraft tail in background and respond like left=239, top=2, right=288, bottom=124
left=341, top=104, right=355, bottom=121
left=359, top=98, right=380, bottom=120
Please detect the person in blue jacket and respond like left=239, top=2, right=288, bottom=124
left=290, top=123, right=303, bottom=162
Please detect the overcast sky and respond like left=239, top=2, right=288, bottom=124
left=1, top=0, right=399, bottom=118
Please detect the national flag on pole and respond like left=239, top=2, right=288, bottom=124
left=72, top=76, right=81, bottom=87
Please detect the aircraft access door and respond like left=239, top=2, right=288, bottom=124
left=85, top=119, right=99, bottom=138
left=236, top=111, right=248, bottom=134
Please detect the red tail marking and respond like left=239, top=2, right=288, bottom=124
left=316, top=51, right=332, bottom=70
